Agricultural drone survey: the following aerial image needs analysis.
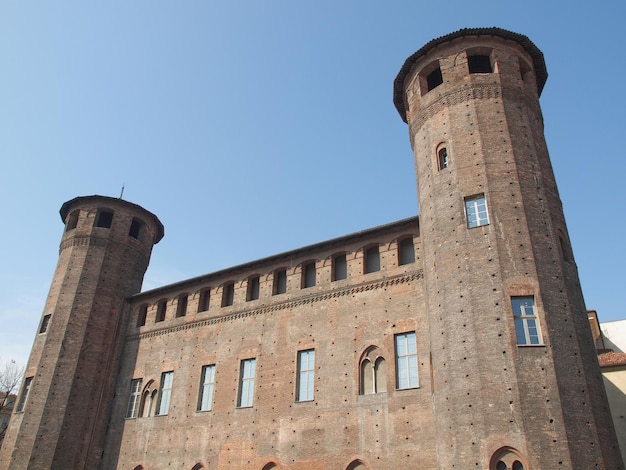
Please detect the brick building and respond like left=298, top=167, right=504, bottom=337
left=0, top=28, right=622, bottom=469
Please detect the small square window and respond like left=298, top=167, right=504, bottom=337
left=465, top=195, right=489, bottom=228
left=94, top=210, right=113, bottom=228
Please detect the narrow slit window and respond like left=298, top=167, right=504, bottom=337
left=129, top=218, right=143, bottom=239
left=398, top=237, right=415, bottom=265
left=156, top=299, right=167, bottom=323
left=222, top=282, right=235, bottom=307
left=16, top=376, right=33, bottom=412
left=198, top=289, right=210, bottom=313
left=302, top=262, right=316, bottom=288
left=247, top=276, right=260, bottom=301
left=364, top=246, right=380, bottom=274
left=176, top=293, right=188, bottom=317
left=438, top=147, right=449, bottom=170
left=39, top=314, right=51, bottom=334
left=332, top=253, right=347, bottom=281
left=66, top=211, right=79, bottom=232
left=137, top=304, right=148, bottom=327
left=274, top=269, right=287, bottom=295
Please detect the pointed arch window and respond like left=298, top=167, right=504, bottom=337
left=360, top=347, right=387, bottom=395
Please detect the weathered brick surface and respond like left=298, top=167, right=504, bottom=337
left=1, top=28, right=622, bottom=470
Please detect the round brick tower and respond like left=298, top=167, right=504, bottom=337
left=0, top=196, right=163, bottom=470
left=393, top=28, right=622, bottom=469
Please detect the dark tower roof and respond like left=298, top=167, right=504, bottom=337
left=393, top=27, right=548, bottom=123
left=60, top=195, right=165, bottom=243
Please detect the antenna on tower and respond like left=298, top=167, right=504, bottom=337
left=119, top=184, right=125, bottom=199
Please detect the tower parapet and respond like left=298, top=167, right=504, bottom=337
left=0, top=196, right=163, bottom=470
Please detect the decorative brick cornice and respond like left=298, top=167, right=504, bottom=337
left=59, top=235, right=107, bottom=252
left=127, top=269, right=424, bottom=341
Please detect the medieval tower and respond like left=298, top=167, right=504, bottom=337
left=393, top=28, right=621, bottom=468
left=0, top=197, right=163, bottom=469
left=0, top=28, right=621, bottom=469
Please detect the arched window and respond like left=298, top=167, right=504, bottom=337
left=191, top=464, right=205, bottom=470
left=438, top=147, right=449, bottom=170
left=490, top=446, right=528, bottom=470
left=346, top=459, right=368, bottom=470
left=262, top=463, right=279, bottom=470
left=360, top=347, right=386, bottom=394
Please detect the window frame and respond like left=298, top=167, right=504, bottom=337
left=364, top=245, right=381, bottom=274
left=398, top=237, right=415, bottom=266
left=296, top=349, right=315, bottom=402
left=247, top=275, right=260, bottom=301
left=16, top=376, right=33, bottom=413
left=222, top=282, right=235, bottom=307
left=126, top=378, right=143, bottom=419
left=273, top=269, right=287, bottom=295
left=156, top=371, right=174, bottom=416
left=39, top=314, right=52, bottom=334
left=302, top=261, right=316, bottom=288
left=465, top=194, right=489, bottom=228
left=237, top=358, right=256, bottom=408
left=332, top=253, right=347, bottom=281
left=395, top=332, right=419, bottom=390
left=198, top=365, right=216, bottom=412
left=512, top=296, right=542, bottom=345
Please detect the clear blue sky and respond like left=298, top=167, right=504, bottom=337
left=1, top=1, right=624, bottom=367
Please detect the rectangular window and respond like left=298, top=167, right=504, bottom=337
left=222, top=282, right=234, bottom=307
left=198, top=365, right=216, bottom=412
left=302, top=262, right=316, bottom=288
left=296, top=349, right=315, bottom=402
left=16, top=376, right=33, bottom=412
left=238, top=359, right=256, bottom=408
left=156, top=371, right=174, bottom=415
left=176, top=294, right=188, bottom=317
left=39, top=314, right=51, bottom=334
left=332, top=253, right=347, bottom=281
left=364, top=246, right=380, bottom=273
left=94, top=209, right=113, bottom=228
left=137, top=305, right=148, bottom=327
left=156, top=299, right=167, bottom=322
left=395, top=332, right=418, bottom=389
left=468, top=54, right=493, bottom=73
left=247, top=276, right=260, bottom=301
left=274, top=269, right=287, bottom=295
left=129, top=218, right=143, bottom=239
left=126, top=378, right=143, bottom=418
left=465, top=195, right=489, bottom=228
left=398, top=238, right=415, bottom=265
left=512, top=296, right=542, bottom=345
left=198, top=288, right=210, bottom=313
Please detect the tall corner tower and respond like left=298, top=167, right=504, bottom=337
left=393, top=28, right=622, bottom=468
left=0, top=196, right=163, bottom=470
